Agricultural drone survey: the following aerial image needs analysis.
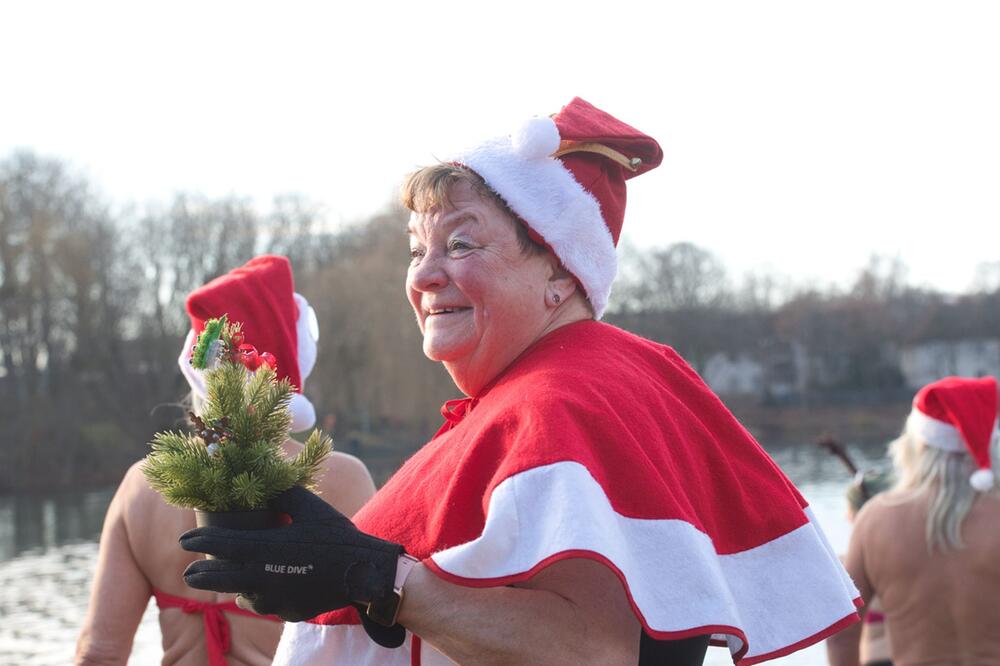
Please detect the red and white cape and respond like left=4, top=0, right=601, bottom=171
left=275, top=321, right=860, bottom=665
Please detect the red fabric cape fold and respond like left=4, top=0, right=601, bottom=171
left=313, top=320, right=823, bottom=633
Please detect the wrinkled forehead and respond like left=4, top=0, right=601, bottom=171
left=407, top=182, right=490, bottom=233
left=407, top=208, right=479, bottom=240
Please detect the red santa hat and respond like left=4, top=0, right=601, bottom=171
left=178, top=255, right=320, bottom=432
left=451, top=97, right=663, bottom=318
left=905, top=376, right=999, bottom=492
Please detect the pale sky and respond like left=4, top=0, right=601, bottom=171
left=3, top=1, right=999, bottom=294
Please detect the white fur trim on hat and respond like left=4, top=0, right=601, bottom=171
left=290, top=292, right=319, bottom=432
left=906, top=408, right=965, bottom=452
left=178, top=329, right=206, bottom=401
left=294, top=293, right=319, bottom=382
left=453, top=128, right=617, bottom=319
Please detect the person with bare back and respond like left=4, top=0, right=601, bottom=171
left=828, top=376, right=1000, bottom=666
left=75, top=256, right=376, bottom=666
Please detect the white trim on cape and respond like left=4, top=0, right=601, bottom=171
left=427, top=461, right=859, bottom=663
left=283, top=461, right=859, bottom=665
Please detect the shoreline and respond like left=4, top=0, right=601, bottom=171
left=0, top=401, right=907, bottom=496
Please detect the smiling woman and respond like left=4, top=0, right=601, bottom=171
left=179, top=98, right=861, bottom=666
left=404, top=177, right=588, bottom=396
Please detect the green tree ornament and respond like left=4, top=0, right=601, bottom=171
left=143, top=317, right=330, bottom=512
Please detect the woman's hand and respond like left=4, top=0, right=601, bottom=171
left=179, top=486, right=403, bottom=623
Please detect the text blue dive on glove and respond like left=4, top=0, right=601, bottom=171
left=180, top=485, right=407, bottom=647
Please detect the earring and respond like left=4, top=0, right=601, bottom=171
left=552, top=293, right=561, bottom=304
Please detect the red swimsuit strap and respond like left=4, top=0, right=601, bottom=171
left=153, top=588, right=281, bottom=666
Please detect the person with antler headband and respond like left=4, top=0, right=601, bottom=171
left=179, top=99, right=860, bottom=665
left=818, top=433, right=895, bottom=666
left=76, top=256, right=376, bottom=666
left=827, top=376, right=1000, bottom=666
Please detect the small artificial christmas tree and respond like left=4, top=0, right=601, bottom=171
left=143, top=315, right=330, bottom=513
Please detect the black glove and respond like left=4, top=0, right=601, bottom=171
left=180, top=486, right=404, bottom=633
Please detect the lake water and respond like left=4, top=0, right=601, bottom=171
left=0, top=443, right=889, bottom=665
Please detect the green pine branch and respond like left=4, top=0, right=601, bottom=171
left=292, top=429, right=333, bottom=490
left=143, top=316, right=331, bottom=512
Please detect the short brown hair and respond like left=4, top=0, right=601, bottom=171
left=400, top=163, right=546, bottom=256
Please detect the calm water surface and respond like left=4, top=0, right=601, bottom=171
left=0, top=444, right=888, bottom=666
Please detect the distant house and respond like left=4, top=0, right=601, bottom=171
left=702, top=352, right=765, bottom=396
left=900, top=338, right=1000, bottom=388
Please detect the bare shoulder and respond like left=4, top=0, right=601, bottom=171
left=315, top=451, right=377, bottom=517
left=851, top=490, right=930, bottom=557
left=322, top=450, right=374, bottom=476
left=280, top=439, right=376, bottom=516
left=114, top=460, right=162, bottom=515
left=853, top=491, right=901, bottom=529
left=113, top=459, right=192, bottom=541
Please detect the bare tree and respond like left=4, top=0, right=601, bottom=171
left=300, top=208, right=455, bottom=455
left=629, top=242, right=731, bottom=311
left=971, top=261, right=1000, bottom=294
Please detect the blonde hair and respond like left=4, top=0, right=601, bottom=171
left=889, top=431, right=996, bottom=551
left=400, top=163, right=545, bottom=256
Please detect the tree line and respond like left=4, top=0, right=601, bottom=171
left=1, top=151, right=997, bottom=491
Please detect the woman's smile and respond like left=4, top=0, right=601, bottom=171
left=425, top=306, right=473, bottom=317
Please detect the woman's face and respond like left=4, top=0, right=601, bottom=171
left=406, top=181, right=556, bottom=396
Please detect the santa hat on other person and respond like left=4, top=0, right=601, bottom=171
left=451, top=97, right=663, bottom=318
left=905, top=376, right=999, bottom=492
left=178, top=255, right=320, bottom=432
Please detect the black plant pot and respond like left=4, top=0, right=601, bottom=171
left=195, top=509, right=287, bottom=530
left=194, top=509, right=287, bottom=558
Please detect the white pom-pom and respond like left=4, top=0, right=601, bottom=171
left=511, top=116, right=560, bottom=161
left=970, top=468, right=995, bottom=492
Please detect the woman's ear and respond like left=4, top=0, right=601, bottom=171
left=546, top=263, right=578, bottom=308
